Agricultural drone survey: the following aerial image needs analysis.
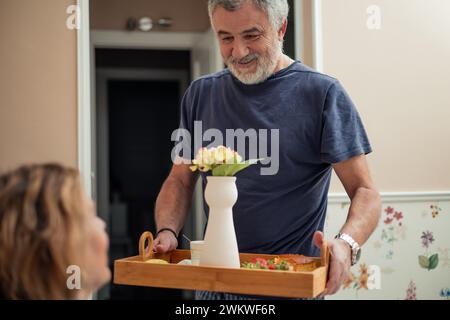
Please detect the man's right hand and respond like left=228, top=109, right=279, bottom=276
left=153, top=230, right=178, bottom=253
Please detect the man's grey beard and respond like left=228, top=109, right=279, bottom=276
left=225, top=39, right=283, bottom=85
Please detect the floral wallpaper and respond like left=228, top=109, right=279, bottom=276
left=324, top=199, right=450, bottom=300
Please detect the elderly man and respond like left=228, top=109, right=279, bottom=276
left=153, top=0, right=381, bottom=299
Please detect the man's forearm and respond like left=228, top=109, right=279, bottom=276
left=340, top=187, right=382, bottom=246
left=155, top=176, right=195, bottom=235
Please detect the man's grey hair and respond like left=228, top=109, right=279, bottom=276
left=208, top=0, right=289, bottom=31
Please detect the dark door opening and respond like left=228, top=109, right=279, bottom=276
left=95, top=49, right=193, bottom=300
left=108, top=79, right=180, bottom=299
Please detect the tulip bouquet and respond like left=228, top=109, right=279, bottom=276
left=189, top=146, right=259, bottom=176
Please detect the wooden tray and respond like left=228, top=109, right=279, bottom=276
left=114, top=231, right=329, bottom=298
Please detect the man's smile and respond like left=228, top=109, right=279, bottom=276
left=236, top=58, right=257, bottom=70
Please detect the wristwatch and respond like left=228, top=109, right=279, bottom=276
left=335, top=233, right=361, bottom=266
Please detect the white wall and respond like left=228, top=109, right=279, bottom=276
left=319, top=0, right=450, bottom=193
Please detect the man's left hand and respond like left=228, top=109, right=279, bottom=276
left=313, top=231, right=352, bottom=296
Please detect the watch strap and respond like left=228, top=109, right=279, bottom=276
left=336, top=233, right=361, bottom=265
left=156, top=228, right=178, bottom=239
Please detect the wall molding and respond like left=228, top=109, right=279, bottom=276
left=328, top=191, right=450, bottom=204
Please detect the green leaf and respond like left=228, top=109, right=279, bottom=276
left=212, top=159, right=261, bottom=177
left=428, top=254, right=439, bottom=270
left=418, top=255, right=429, bottom=269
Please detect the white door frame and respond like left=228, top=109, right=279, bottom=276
left=77, top=0, right=92, bottom=196
left=77, top=1, right=222, bottom=243
left=294, top=0, right=305, bottom=62
left=91, top=30, right=223, bottom=80
left=312, top=0, right=324, bottom=72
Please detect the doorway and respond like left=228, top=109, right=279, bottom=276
left=95, top=49, right=195, bottom=299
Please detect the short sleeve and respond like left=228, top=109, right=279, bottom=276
left=320, top=81, right=372, bottom=164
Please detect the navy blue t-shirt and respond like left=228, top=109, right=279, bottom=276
left=178, top=62, right=372, bottom=257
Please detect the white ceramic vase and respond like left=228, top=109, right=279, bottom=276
left=200, top=176, right=240, bottom=268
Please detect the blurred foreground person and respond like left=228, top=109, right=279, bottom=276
left=0, top=164, right=110, bottom=299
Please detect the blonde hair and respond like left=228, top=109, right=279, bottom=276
left=0, top=164, right=88, bottom=299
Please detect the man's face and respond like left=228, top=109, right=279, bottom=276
left=211, top=1, right=283, bottom=84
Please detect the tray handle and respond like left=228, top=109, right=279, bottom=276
left=320, top=240, right=330, bottom=267
left=139, top=231, right=154, bottom=261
